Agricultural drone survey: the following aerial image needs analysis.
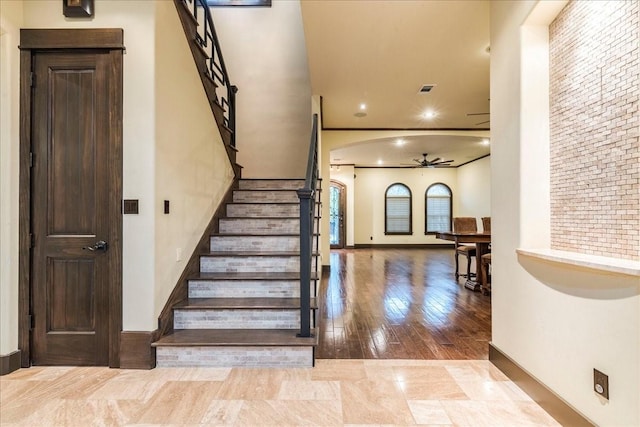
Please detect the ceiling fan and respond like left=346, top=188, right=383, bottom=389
left=467, top=112, right=490, bottom=126
left=407, top=153, right=454, bottom=168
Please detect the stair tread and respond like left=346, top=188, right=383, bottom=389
left=229, top=202, right=299, bottom=205
left=220, top=218, right=321, bottom=222
left=153, top=328, right=318, bottom=347
left=203, top=251, right=319, bottom=257
left=190, top=272, right=319, bottom=281
left=211, top=233, right=319, bottom=237
left=175, top=297, right=318, bottom=310
left=235, top=188, right=301, bottom=191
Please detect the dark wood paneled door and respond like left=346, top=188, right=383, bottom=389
left=30, top=51, right=114, bottom=365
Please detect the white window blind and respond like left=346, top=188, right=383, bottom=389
left=387, top=197, right=411, bottom=232
left=426, top=184, right=451, bottom=232
left=386, top=184, right=411, bottom=233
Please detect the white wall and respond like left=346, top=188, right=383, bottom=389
left=0, top=0, right=23, bottom=355
left=154, top=1, right=234, bottom=318
left=491, top=2, right=640, bottom=425
left=213, top=0, right=312, bottom=178
left=457, top=156, right=491, bottom=230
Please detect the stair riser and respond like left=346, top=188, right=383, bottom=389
left=174, top=309, right=314, bottom=330
left=238, top=180, right=305, bottom=190
left=219, top=218, right=319, bottom=235
left=189, top=280, right=315, bottom=298
left=233, top=190, right=299, bottom=203
left=227, top=204, right=299, bottom=218
left=201, top=256, right=317, bottom=273
left=210, top=235, right=317, bottom=252
left=156, top=346, right=313, bottom=368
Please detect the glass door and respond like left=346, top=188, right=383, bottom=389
left=329, top=181, right=346, bottom=249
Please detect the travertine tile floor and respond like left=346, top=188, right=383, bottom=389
left=0, top=359, right=560, bottom=426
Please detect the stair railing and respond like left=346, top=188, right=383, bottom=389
left=297, top=114, right=319, bottom=338
left=182, top=0, right=237, bottom=147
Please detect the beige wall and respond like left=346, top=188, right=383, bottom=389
left=320, top=129, right=490, bottom=263
left=22, top=0, right=159, bottom=331
left=327, top=160, right=491, bottom=249
left=457, top=156, right=491, bottom=230
left=0, top=0, right=23, bottom=355
left=0, top=0, right=234, bottom=350
left=212, top=0, right=312, bottom=178
left=353, top=167, right=458, bottom=245
left=491, top=1, right=640, bottom=425
left=153, top=1, right=234, bottom=318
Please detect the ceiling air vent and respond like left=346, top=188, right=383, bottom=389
left=419, top=84, right=436, bottom=93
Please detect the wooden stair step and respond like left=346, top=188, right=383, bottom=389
left=210, top=233, right=319, bottom=237
left=238, top=179, right=306, bottom=190
left=204, top=251, right=319, bottom=257
left=190, top=271, right=319, bottom=281
left=153, top=328, right=318, bottom=347
left=175, top=297, right=317, bottom=310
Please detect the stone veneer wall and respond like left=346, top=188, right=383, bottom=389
left=549, top=0, right=639, bottom=260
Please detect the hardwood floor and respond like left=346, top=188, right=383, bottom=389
left=316, top=248, right=492, bottom=360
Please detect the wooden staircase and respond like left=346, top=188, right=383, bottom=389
left=153, top=179, right=320, bottom=367
left=173, top=0, right=241, bottom=177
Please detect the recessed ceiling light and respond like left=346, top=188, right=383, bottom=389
left=377, top=159, right=383, bottom=165
left=395, top=139, right=405, bottom=146
left=482, top=139, right=490, bottom=145
left=359, top=103, right=367, bottom=110
left=423, top=111, right=437, bottom=119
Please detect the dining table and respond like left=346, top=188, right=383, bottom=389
left=436, top=231, right=491, bottom=292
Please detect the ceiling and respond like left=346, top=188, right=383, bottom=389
left=300, top=0, right=491, bottom=167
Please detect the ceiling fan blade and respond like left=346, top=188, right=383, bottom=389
left=467, top=112, right=490, bottom=116
left=430, top=157, right=441, bottom=163
left=475, top=120, right=490, bottom=125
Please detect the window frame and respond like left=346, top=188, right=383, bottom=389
left=424, top=182, right=452, bottom=235
left=384, top=183, right=413, bottom=235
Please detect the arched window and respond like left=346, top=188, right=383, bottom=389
left=425, top=183, right=452, bottom=234
left=385, top=183, right=412, bottom=235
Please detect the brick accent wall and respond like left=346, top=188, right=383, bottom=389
left=549, top=0, right=640, bottom=261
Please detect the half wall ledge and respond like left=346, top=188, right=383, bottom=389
left=517, top=248, right=640, bottom=278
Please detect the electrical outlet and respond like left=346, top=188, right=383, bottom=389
left=176, top=248, right=183, bottom=262
left=594, top=369, right=609, bottom=400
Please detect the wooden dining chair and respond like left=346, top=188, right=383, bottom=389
left=481, top=217, right=491, bottom=233
left=481, top=253, right=492, bottom=295
left=453, top=217, right=477, bottom=280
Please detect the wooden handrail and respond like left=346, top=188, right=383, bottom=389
left=296, top=114, right=319, bottom=338
left=181, top=0, right=237, bottom=147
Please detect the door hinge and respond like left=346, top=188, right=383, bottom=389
left=28, top=314, right=34, bottom=331
left=29, top=233, right=34, bottom=248
left=30, top=72, right=35, bottom=87
left=29, top=152, right=34, bottom=168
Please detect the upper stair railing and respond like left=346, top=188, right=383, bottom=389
left=297, top=114, right=319, bottom=338
left=181, top=0, right=237, bottom=148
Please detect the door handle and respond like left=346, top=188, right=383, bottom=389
left=83, top=240, right=108, bottom=252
